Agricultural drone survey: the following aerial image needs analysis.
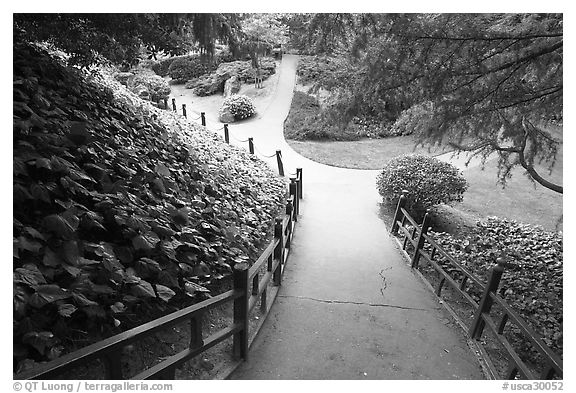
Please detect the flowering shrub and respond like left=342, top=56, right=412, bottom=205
left=222, top=95, right=256, bottom=120
left=377, top=154, right=468, bottom=219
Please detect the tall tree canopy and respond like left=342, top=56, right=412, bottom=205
left=302, top=13, right=563, bottom=193
left=13, top=13, right=243, bottom=66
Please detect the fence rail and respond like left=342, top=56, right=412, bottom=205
left=15, top=170, right=303, bottom=380
left=391, top=190, right=562, bottom=380
left=167, top=98, right=287, bottom=178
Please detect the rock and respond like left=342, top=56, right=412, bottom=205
left=223, top=75, right=241, bottom=97
left=219, top=107, right=236, bottom=123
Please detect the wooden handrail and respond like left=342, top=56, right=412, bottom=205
left=390, top=194, right=562, bottom=380
left=16, top=170, right=303, bottom=381
left=488, top=293, right=563, bottom=376
left=16, top=289, right=242, bottom=380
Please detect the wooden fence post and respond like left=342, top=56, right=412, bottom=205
left=296, top=168, right=303, bottom=199
left=248, top=138, right=254, bottom=154
left=190, top=314, right=204, bottom=349
left=273, top=218, right=284, bottom=286
left=411, top=210, right=432, bottom=268
left=233, top=262, right=249, bottom=360
left=391, top=190, right=409, bottom=234
left=276, top=150, right=284, bottom=176
left=104, top=352, right=123, bottom=379
left=469, top=259, right=505, bottom=339
left=224, top=124, right=230, bottom=144
left=201, top=112, right=206, bottom=126
left=289, top=179, right=298, bottom=220
left=182, top=104, right=187, bottom=118
left=172, top=98, right=176, bottom=112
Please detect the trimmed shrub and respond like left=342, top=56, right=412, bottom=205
left=168, top=55, right=211, bottom=84
left=377, top=154, right=468, bottom=219
left=222, top=95, right=256, bottom=120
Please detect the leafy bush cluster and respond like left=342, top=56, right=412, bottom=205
left=183, top=58, right=276, bottom=97
left=297, top=55, right=344, bottom=87
left=376, top=154, right=468, bottom=219
left=222, top=95, right=256, bottom=120
left=284, top=92, right=358, bottom=141
left=168, top=55, right=213, bottom=84
left=429, top=217, right=563, bottom=357
left=147, top=49, right=234, bottom=78
left=387, top=101, right=436, bottom=137
left=348, top=116, right=393, bottom=138
left=13, top=43, right=285, bottom=372
left=150, top=56, right=180, bottom=77
left=127, top=70, right=171, bottom=104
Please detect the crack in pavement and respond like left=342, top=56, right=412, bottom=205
left=278, top=294, right=431, bottom=311
left=378, top=267, right=392, bottom=297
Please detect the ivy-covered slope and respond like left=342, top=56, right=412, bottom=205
left=13, top=42, right=286, bottom=372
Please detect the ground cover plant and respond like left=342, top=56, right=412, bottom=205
left=13, top=42, right=286, bottom=373
left=429, top=218, right=563, bottom=361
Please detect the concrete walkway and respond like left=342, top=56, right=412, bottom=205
left=191, top=55, right=485, bottom=379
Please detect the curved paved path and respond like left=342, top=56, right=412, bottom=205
left=189, top=55, right=485, bottom=379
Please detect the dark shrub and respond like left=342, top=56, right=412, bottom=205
left=284, top=92, right=358, bottom=141
left=377, top=154, right=468, bottom=219
left=168, top=55, right=211, bottom=84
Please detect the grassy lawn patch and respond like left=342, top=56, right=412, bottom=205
left=287, top=136, right=452, bottom=169
left=459, top=157, right=563, bottom=232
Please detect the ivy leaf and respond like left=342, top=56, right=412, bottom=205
left=42, top=248, right=62, bottom=267
left=16, top=236, right=43, bottom=254
left=184, top=281, right=210, bottom=296
left=23, top=227, right=46, bottom=241
left=22, top=331, right=57, bottom=356
left=57, top=303, right=77, bottom=317
left=131, top=280, right=156, bottom=298
left=71, top=292, right=98, bottom=307
left=132, top=231, right=160, bottom=251
left=14, top=264, right=46, bottom=287
left=62, top=240, right=80, bottom=266
left=29, top=285, right=71, bottom=308
left=155, top=284, right=175, bottom=302
left=110, top=301, right=126, bottom=313
left=135, top=257, right=161, bottom=278
left=43, top=214, right=75, bottom=239
left=62, top=265, right=81, bottom=278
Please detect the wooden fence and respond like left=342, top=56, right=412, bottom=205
left=391, top=191, right=563, bottom=380
left=15, top=170, right=303, bottom=380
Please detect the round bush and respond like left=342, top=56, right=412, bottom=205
left=222, top=95, right=256, bottom=120
left=377, top=154, right=468, bottom=219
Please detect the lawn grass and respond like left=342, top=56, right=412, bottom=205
left=287, top=123, right=563, bottom=232
left=287, top=136, right=452, bottom=169
left=459, top=155, right=563, bottom=232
